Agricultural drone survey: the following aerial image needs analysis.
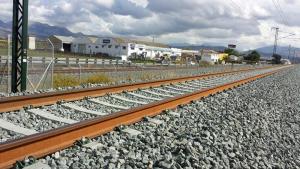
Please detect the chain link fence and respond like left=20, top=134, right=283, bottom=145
left=27, top=39, right=54, bottom=91
left=0, top=37, right=55, bottom=94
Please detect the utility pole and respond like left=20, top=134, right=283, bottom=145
left=272, top=27, right=279, bottom=56
left=11, top=0, right=29, bottom=92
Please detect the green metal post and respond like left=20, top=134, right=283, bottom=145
left=11, top=0, right=18, bottom=93
left=11, top=0, right=28, bottom=92
left=21, top=0, right=28, bottom=91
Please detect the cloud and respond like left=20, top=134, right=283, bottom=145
left=111, top=0, right=152, bottom=19
left=1, top=0, right=300, bottom=49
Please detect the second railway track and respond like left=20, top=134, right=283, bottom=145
left=0, top=66, right=290, bottom=168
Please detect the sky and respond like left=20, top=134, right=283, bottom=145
left=0, top=0, right=300, bottom=50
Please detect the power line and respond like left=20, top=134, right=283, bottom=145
left=271, top=0, right=288, bottom=25
left=275, top=0, right=289, bottom=24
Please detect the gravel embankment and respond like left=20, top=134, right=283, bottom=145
left=35, top=66, right=300, bottom=168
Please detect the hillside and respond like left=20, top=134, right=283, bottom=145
left=0, top=20, right=84, bottom=38
left=170, top=43, right=227, bottom=52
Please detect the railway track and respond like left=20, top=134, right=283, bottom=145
left=0, top=64, right=253, bottom=75
left=0, top=66, right=289, bottom=169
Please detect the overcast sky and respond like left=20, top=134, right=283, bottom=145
left=0, top=0, right=299, bottom=50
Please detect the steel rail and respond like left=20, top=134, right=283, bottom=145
left=0, top=67, right=273, bottom=113
left=0, top=66, right=288, bottom=169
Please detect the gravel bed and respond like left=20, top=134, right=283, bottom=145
left=119, top=93, right=154, bottom=103
left=0, top=110, right=65, bottom=132
left=0, top=128, right=24, bottom=143
left=97, top=95, right=141, bottom=108
left=73, top=100, right=121, bottom=114
left=150, top=88, right=177, bottom=96
left=44, top=105, right=97, bottom=121
left=39, top=66, right=299, bottom=168
left=132, top=90, right=165, bottom=100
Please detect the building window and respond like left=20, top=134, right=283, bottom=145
left=102, top=45, right=105, bottom=48
left=73, top=45, right=76, bottom=47
left=103, top=39, right=111, bottom=44
left=108, top=45, right=112, bottom=48
left=131, top=47, right=135, bottom=50
left=95, top=46, right=99, bottom=49
left=139, top=48, right=143, bottom=51
left=88, top=45, right=91, bottom=48
left=123, top=46, right=126, bottom=50
left=115, top=45, right=119, bottom=49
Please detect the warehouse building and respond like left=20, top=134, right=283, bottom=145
left=49, top=35, right=182, bottom=61
left=71, top=36, right=98, bottom=55
left=71, top=36, right=177, bottom=61
left=48, top=35, right=74, bottom=52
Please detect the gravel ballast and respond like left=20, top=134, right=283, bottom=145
left=35, top=67, right=300, bottom=168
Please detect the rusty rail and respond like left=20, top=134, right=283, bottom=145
left=0, top=67, right=288, bottom=169
left=0, top=66, right=274, bottom=113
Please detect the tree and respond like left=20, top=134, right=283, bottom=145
left=272, top=54, right=282, bottom=64
left=245, top=50, right=260, bottom=63
left=224, top=48, right=239, bottom=56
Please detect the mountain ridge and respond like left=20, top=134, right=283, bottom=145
left=0, top=19, right=84, bottom=38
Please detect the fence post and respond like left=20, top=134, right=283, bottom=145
left=76, top=58, right=79, bottom=64
left=94, top=58, right=97, bottom=65
left=28, top=56, right=32, bottom=68
left=66, top=57, right=69, bottom=66
left=42, top=57, right=46, bottom=68
left=109, top=60, right=112, bottom=65
left=85, top=58, right=88, bottom=65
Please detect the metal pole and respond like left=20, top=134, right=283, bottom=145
left=21, top=0, right=28, bottom=91
left=7, top=35, right=10, bottom=93
left=11, top=0, right=18, bottom=92
left=48, top=39, right=55, bottom=89
left=11, top=0, right=29, bottom=92
left=79, top=64, right=82, bottom=84
left=272, top=27, right=279, bottom=56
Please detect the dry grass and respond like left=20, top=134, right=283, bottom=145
left=199, top=61, right=213, bottom=67
left=53, top=74, right=80, bottom=88
left=53, top=73, right=113, bottom=88
left=140, top=72, right=154, bottom=81
left=84, top=74, right=112, bottom=84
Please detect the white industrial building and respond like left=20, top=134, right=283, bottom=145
left=49, top=35, right=182, bottom=61
left=71, top=36, right=98, bottom=54
left=71, top=36, right=181, bottom=61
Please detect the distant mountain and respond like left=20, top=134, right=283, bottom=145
left=169, top=43, right=227, bottom=52
left=0, top=19, right=84, bottom=38
left=255, top=45, right=300, bottom=58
